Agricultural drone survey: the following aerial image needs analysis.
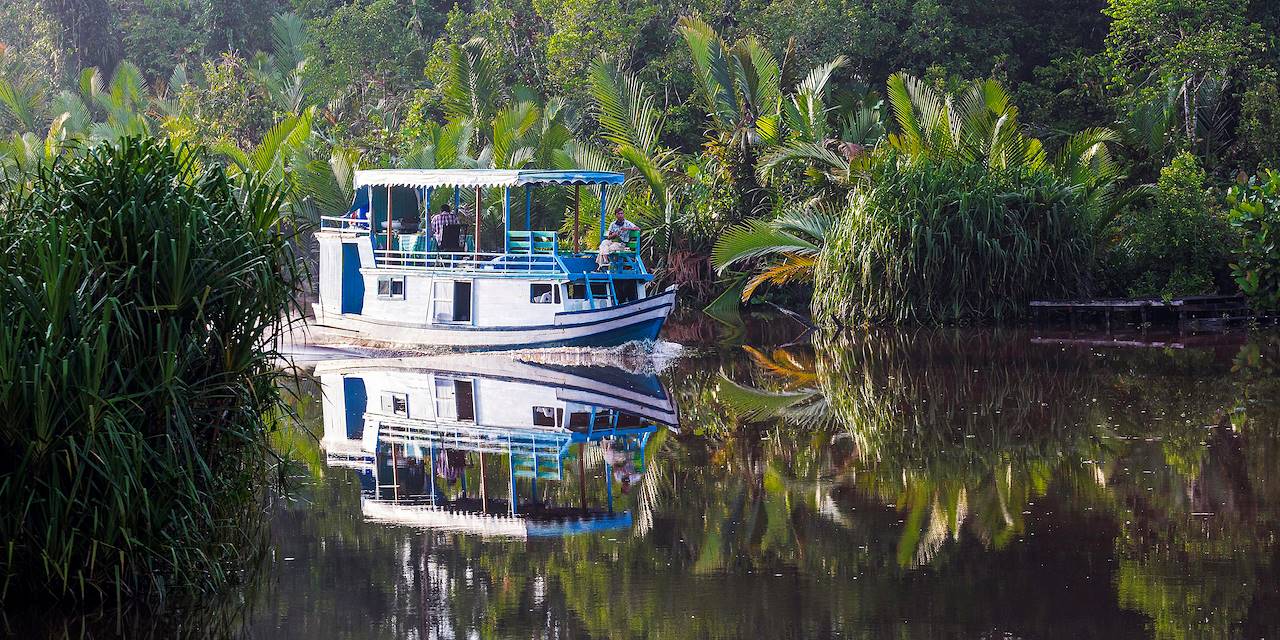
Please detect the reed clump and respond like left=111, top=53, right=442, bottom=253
left=0, top=138, right=301, bottom=604
left=812, top=155, right=1092, bottom=325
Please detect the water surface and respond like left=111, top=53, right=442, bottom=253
left=248, top=324, right=1280, bottom=639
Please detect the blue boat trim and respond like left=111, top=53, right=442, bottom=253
left=556, top=287, right=677, bottom=316
left=406, top=316, right=667, bottom=351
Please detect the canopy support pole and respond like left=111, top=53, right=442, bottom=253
left=522, top=185, right=532, bottom=235
left=479, top=451, right=488, bottom=513
left=428, top=442, right=437, bottom=505
left=386, top=185, right=393, bottom=252
left=474, top=188, right=482, bottom=256
left=577, top=443, right=587, bottom=513
left=509, top=449, right=517, bottom=515
left=426, top=187, right=433, bottom=220
left=502, top=187, right=511, bottom=253
left=604, top=455, right=614, bottom=514
left=598, top=185, right=609, bottom=243
left=390, top=444, right=400, bottom=502
left=573, top=185, right=581, bottom=253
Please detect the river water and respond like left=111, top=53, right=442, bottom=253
left=244, top=322, right=1280, bottom=639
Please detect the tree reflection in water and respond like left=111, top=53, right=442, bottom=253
left=246, top=330, right=1280, bottom=640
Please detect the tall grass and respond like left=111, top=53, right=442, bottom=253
left=0, top=138, right=302, bottom=604
left=812, top=154, right=1092, bottom=325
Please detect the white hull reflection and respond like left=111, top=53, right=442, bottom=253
left=316, top=353, right=678, bottom=538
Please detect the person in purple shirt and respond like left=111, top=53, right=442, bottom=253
left=430, top=204, right=462, bottom=246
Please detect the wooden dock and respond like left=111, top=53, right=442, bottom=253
left=1030, top=294, right=1265, bottom=332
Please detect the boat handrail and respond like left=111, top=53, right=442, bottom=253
left=373, top=249, right=573, bottom=276
left=320, top=215, right=370, bottom=234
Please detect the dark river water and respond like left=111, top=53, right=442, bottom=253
left=241, top=322, right=1280, bottom=640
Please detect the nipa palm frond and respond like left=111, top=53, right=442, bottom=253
left=711, top=218, right=821, bottom=273
left=742, top=253, right=817, bottom=300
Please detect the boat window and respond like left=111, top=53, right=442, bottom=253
left=376, top=276, right=405, bottom=300
left=615, top=280, right=639, bottom=303
left=530, top=283, right=561, bottom=304
left=566, top=283, right=611, bottom=300
left=532, top=406, right=560, bottom=427
left=381, top=392, right=409, bottom=417
left=616, top=412, right=644, bottom=428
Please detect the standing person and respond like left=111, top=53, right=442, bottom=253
left=596, top=208, right=640, bottom=271
left=430, top=203, right=462, bottom=249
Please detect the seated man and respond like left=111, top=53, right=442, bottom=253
left=431, top=204, right=463, bottom=251
left=596, top=207, right=640, bottom=271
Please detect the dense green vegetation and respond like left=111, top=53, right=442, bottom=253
left=0, top=138, right=300, bottom=604
left=2, top=0, right=1276, bottom=321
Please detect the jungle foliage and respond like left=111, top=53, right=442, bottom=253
left=1, top=0, right=1278, bottom=318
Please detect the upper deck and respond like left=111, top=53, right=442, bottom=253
left=323, top=168, right=648, bottom=280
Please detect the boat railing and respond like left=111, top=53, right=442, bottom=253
left=320, top=215, right=370, bottom=235
left=376, top=415, right=573, bottom=456
left=374, top=249, right=573, bottom=276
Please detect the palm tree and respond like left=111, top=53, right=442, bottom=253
left=884, top=72, right=1047, bottom=170
left=399, top=120, right=474, bottom=170
left=76, top=62, right=156, bottom=142
left=0, top=50, right=86, bottom=170
left=213, top=105, right=316, bottom=185
left=291, top=143, right=361, bottom=226
left=584, top=56, right=683, bottom=255
left=0, top=58, right=47, bottom=135
left=442, top=39, right=500, bottom=127
left=677, top=16, right=781, bottom=223
left=249, top=13, right=313, bottom=116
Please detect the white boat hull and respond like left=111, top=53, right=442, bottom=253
left=313, top=286, right=677, bottom=349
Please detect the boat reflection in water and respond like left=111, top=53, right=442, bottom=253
left=316, top=354, right=678, bottom=538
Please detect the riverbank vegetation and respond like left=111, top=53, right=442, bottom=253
left=0, top=138, right=300, bottom=605
left=0, top=1, right=1277, bottom=323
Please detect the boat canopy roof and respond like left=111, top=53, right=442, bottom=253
left=353, top=169, right=625, bottom=189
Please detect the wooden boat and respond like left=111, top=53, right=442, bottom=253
left=313, top=169, right=676, bottom=349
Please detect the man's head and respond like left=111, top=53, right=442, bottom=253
left=440, top=204, right=451, bottom=213
left=613, top=207, right=625, bottom=222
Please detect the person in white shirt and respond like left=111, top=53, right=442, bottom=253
left=596, top=208, right=640, bottom=270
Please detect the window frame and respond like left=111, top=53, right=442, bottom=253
left=376, top=275, right=406, bottom=300
left=530, top=283, right=562, bottom=304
